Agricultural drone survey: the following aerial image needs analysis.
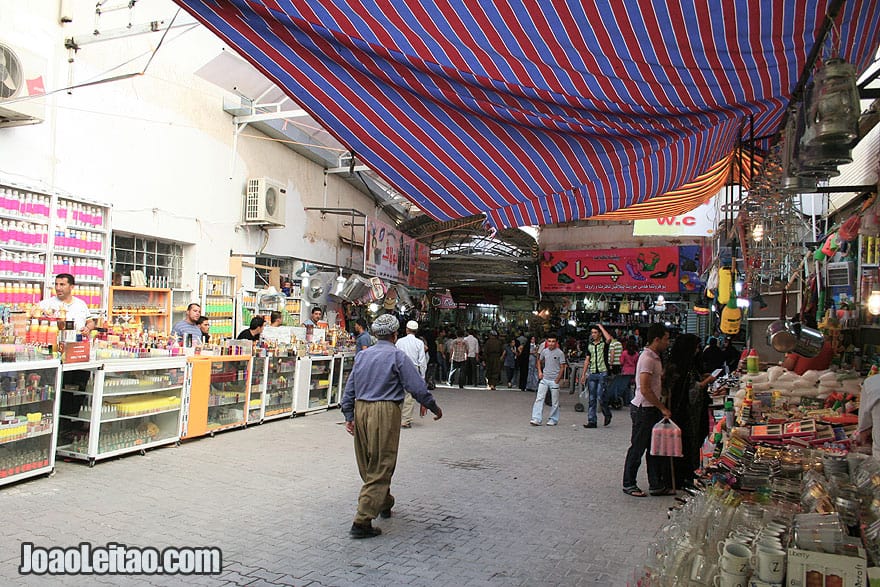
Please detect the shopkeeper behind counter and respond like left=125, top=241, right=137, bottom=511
left=38, top=273, right=94, bottom=334
left=236, top=316, right=265, bottom=342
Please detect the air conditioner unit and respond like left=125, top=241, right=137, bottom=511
left=244, top=177, right=286, bottom=226
left=0, top=42, right=46, bottom=128
left=826, top=261, right=854, bottom=287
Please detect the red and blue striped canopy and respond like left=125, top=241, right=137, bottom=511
left=175, top=0, right=880, bottom=228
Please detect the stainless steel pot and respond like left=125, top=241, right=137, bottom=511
left=790, top=322, right=825, bottom=358
left=767, top=289, right=797, bottom=353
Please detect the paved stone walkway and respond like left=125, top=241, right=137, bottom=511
left=0, top=384, right=675, bottom=586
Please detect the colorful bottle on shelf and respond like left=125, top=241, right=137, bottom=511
left=746, top=348, right=759, bottom=374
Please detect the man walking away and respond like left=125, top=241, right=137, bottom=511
left=341, top=314, right=442, bottom=538
left=622, top=323, right=672, bottom=498
left=396, top=320, right=427, bottom=429
left=482, top=330, right=504, bottom=390
left=530, top=335, right=567, bottom=426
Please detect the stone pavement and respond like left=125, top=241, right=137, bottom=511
left=0, top=383, right=676, bottom=586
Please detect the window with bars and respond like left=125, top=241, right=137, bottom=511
left=112, top=234, right=184, bottom=288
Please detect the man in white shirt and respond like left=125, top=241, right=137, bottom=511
left=38, top=273, right=93, bottom=333
left=396, top=320, right=427, bottom=428
left=464, top=329, right=480, bottom=385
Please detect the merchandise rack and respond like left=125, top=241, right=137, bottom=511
left=56, top=357, right=186, bottom=467
left=0, top=359, right=62, bottom=485
left=181, top=355, right=251, bottom=439
left=263, top=354, right=295, bottom=420
left=294, top=355, right=334, bottom=415
left=0, top=181, right=110, bottom=311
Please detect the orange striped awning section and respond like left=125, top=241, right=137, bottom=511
left=593, top=148, right=763, bottom=221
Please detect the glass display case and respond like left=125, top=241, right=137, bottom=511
left=56, top=358, right=186, bottom=467
left=263, top=354, right=295, bottom=421
left=108, top=286, right=171, bottom=334
left=248, top=356, right=265, bottom=424
left=0, top=360, right=61, bottom=485
left=330, top=352, right=355, bottom=408
left=294, top=355, right=334, bottom=415
left=182, top=355, right=250, bottom=439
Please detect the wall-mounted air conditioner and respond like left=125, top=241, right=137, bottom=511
left=826, top=261, right=854, bottom=287
left=243, top=177, right=286, bottom=226
left=0, top=42, right=46, bottom=128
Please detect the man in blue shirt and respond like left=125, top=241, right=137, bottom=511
left=354, top=318, right=372, bottom=353
left=171, top=303, right=203, bottom=344
left=341, top=313, right=443, bottom=538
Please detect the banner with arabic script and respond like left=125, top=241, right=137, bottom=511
left=540, top=247, right=681, bottom=293
left=364, top=218, right=429, bottom=289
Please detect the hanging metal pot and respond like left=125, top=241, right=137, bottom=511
left=767, top=288, right=797, bottom=353
left=789, top=322, right=825, bottom=358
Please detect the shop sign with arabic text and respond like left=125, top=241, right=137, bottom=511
left=540, top=247, right=682, bottom=293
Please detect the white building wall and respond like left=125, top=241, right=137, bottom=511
left=0, top=1, right=382, bottom=292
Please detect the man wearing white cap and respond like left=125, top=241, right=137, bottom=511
left=341, top=313, right=442, bottom=539
left=396, top=320, right=428, bottom=429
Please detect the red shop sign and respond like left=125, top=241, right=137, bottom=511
left=541, top=247, right=681, bottom=293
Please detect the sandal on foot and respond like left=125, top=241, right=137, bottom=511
left=622, top=486, right=647, bottom=497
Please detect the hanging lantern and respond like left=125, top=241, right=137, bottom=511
left=800, top=142, right=853, bottom=167
left=804, top=58, right=860, bottom=146
left=780, top=104, right=818, bottom=193
left=796, top=90, right=840, bottom=179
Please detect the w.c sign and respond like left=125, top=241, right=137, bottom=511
left=632, top=195, right=718, bottom=237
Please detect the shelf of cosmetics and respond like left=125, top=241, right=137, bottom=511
left=0, top=188, right=106, bottom=228
left=61, top=429, right=161, bottom=455
left=75, top=395, right=181, bottom=421
left=1, top=221, right=105, bottom=251
left=0, top=450, right=52, bottom=480
left=0, top=413, right=53, bottom=445
left=634, top=453, right=880, bottom=586
left=0, top=284, right=102, bottom=309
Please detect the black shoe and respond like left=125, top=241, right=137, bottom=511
left=604, top=414, right=612, bottom=426
left=584, top=422, right=597, bottom=428
left=379, top=508, right=392, bottom=519
left=350, top=523, right=382, bottom=539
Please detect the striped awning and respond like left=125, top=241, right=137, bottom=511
left=174, top=0, right=880, bottom=228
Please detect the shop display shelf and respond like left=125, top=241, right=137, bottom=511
left=0, top=211, right=50, bottom=225
left=0, top=428, right=53, bottom=446
left=1, top=243, right=47, bottom=254
left=0, top=463, right=54, bottom=485
left=100, top=385, right=184, bottom=397
left=54, top=250, right=106, bottom=260
left=64, top=224, right=107, bottom=235
left=57, top=436, right=176, bottom=462
left=0, top=274, right=46, bottom=282
left=86, top=407, right=181, bottom=423
left=0, top=397, right=51, bottom=408
left=207, top=399, right=246, bottom=407
left=263, top=407, right=292, bottom=419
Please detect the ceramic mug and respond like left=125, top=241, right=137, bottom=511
left=717, top=537, right=751, bottom=557
left=719, top=554, right=749, bottom=576
left=754, top=537, right=783, bottom=551
left=714, top=570, right=747, bottom=587
left=752, top=546, right=785, bottom=583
